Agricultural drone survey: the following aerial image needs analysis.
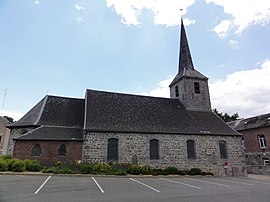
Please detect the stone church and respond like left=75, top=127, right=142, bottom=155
left=7, top=20, right=245, bottom=176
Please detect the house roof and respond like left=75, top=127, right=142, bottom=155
left=0, top=116, right=10, bottom=125
left=85, top=89, right=239, bottom=136
left=228, top=113, right=270, bottom=131
left=13, top=125, right=83, bottom=141
left=8, top=95, right=85, bottom=128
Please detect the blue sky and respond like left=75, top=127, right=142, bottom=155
left=0, top=0, right=270, bottom=120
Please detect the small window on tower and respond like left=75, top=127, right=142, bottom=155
left=175, top=86, right=179, bottom=97
left=194, top=82, right=200, bottom=94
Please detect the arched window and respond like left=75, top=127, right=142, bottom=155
left=150, top=139, right=159, bottom=160
left=187, top=140, right=196, bottom=159
left=32, top=144, right=41, bottom=156
left=58, top=144, right=67, bottom=156
left=107, top=138, right=118, bottom=161
left=219, top=140, right=228, bottom=159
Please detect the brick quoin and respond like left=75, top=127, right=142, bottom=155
left=13, top=140, right=83, bottom=165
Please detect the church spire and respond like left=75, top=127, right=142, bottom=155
left=178, top=18, right=194, bottom=76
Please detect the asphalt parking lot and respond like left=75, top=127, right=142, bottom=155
left=1, top=174, right=270, bottom=202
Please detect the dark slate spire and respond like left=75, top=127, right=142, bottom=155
left=178, top=18, right=194, bottom=76
left=169, top=19, right=207, bottom=87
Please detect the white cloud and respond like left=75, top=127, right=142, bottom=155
left=140, top=77, right=172, bottom=98
left=206, top=0, right=270, bottom=36
left=229, top=39, right=239, bottom=49
left=106, top=0, right=196, bottom=26
left=75, top=4, right=85, bottom=11
left=34, top=0, right=40, bottom=5
left=212, top=20, right=232, bottom=38
left=209, top=59, right=270, bottom=118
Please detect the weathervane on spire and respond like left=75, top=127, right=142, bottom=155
left=180, top=8, right=183, bottom=18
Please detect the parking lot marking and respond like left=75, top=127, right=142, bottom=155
left=185, top=178, right=231, bottom=188
left=129, top=178, right=160, bottom=192
left=92, top=177, right=104, bottom=193
left=160, top=178, right=201, bottom=190
left=214, top=178, right=253, bottom=186
left=34, top=176, right=51, bottom=195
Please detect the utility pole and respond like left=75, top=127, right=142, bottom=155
left=1, top=88, right=7, bottom=116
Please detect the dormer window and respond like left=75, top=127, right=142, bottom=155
left=175, top=86, right=179, bottom=97
left=194, top=82, right=200, bottom=94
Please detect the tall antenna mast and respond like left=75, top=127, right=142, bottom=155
left=1, top=88, right=7, bottom=116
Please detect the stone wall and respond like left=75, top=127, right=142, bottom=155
left=0, top=122, right=10, bottom=155
left=170, top=77, right=211, bottom=111
left=13, top=140, right=83, bottom=165
left=83, top=132, right=246, bottom=176
left=6, top=127, right=36, bottom=156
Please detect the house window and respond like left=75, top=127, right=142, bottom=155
left=107, top=138, right=118, bottom=161
left=219, top=140, right=228, bottom=159
left=187, top=140, right=196, bottom=159
left=263, top=158, right=269, bottom=166
left=58, top=144, right=67, bottom=156
left=258, top=135, right=267, bottom=148
left=194, top=82, right=200, bottom=94
left=32, top=144, right=41, bottom=156
left=150, top=139, right=159, bottom=160
left=175, top=86, right=179, bottom=97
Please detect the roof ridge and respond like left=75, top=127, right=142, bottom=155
left=86, top=89, right=172, bottom=100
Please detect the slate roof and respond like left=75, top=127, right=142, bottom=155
left=9, top=89, right=239, bottom=140
left=14, top=126, right=83, bottom=141
left=8, top=95, right=85, bottom=141
left=85, top=89, right=239, bottom=136
left=8, top=95, right=85, bottom=128
left=228, top=113, right=270, bottom=131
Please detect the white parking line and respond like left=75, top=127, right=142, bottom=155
left=129, top=178, right=160, bottom=192
left=214, top=178, right=253, bottom=186
left=160, top=178, right=201, bottom=190
left=185, top=178, right=231, bottom=188
left=92, top=177, right=104, bottom=193
left=34, top=176, right=51, bottom=195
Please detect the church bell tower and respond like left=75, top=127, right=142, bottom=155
left=169, top=19, right=211, bottom=111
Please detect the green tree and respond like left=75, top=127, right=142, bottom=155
left=3, top=116, right=15, bottom=123
left=213, top=108, right=239, bottom=123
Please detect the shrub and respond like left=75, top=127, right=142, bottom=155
left=0, top=155, right=11, bottom=160
left=178, top=170, right=188, bottom=175
left=164, top=167, right=179, bottom=175
left=0, top=160, right=8, bottom=171
left=93, top=163, right=112, bottom=174
left=151, top=169, right=164, bottom=176
left=24, top=160, right=42, bottom=172
left=189, top=168, right=202, bottom=175
left=11, top=160, right=24, bottom=172
left=79, top=163, right=95, bottom=174
left=114, top=170, right=127, bottom=175
left=6, top=159, right=16, bottom=171
left=127, top=166, right=141, bottom=175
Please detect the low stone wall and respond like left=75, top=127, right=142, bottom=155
left=83, top=131, right=246, bottom=176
